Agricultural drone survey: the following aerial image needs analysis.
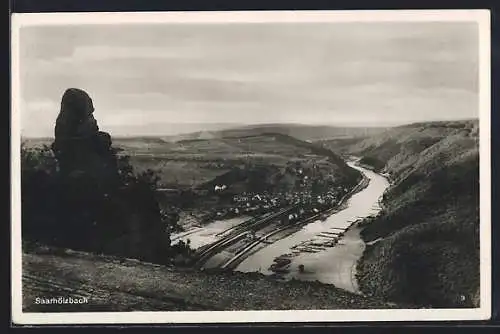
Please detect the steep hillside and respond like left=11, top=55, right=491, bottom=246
left=331, top=120, right=478, bottom=174
left=327, top=120, right=480, bottom=308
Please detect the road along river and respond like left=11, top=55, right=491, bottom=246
left=235, top=161, right=390, bottom=293
left=170, top=216, right=251, bottom=250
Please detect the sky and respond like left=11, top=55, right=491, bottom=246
left=18, top=21, right=479, bottom=137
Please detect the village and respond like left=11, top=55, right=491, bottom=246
left=203, top=173, right=351, bottom=223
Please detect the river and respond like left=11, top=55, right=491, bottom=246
left=235, top=161, right=390, bottom=293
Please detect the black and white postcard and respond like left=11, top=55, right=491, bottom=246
left=11, top=10, right=491, bottom=324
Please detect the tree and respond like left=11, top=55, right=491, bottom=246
left=21, top=89, right=190, bottom=264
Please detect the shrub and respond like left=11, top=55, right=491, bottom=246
left=21, top=142, right=183, bottom=264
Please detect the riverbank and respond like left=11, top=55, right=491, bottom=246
left=181, top=162, right=370, bottom=270
left=235, top=162, right=390, bottom=292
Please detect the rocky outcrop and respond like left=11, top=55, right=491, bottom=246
left=52, top=88, right=119, bottom=189
left=43, top=88, right=171, bottom=262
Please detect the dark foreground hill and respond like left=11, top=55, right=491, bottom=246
left=324, top=120, right=480, bottom=308
left=22, top=246, right=393, bottom=312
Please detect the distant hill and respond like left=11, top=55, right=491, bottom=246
left=24, top=123, right=389, bottom=144
left=195, top=132, right=361, bottom=194
left=165, top=123, right=389, bottom=143
left=112, top=132, right=362, bottom=195
left=324, top=119, right=480, bottom=308
left=107, top=122, right=244, bottom=138
left=335, top=119, right=478, bottom=174
left=24, top=126, right=363, bottom=194
left=21, top=137, right=53, bottom=149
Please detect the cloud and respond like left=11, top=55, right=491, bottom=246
left=19, top=22, right=479, bottom=137
left=21, top=99, right=60, bottom=137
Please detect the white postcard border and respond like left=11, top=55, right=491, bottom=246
left=10, top=9, right=492, bottom=324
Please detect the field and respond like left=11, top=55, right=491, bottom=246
left=114, top=135, right=305, bottom=188
left=22, top=124, right=378, bottom=191
left=111, top=132, right=363, bottom=224
left=114, top=133, right=355, bottom=188
left=109, top=124, right=384, bottom=190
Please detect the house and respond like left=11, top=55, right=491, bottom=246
left=214, top=184, right=227, bottom=192
left=252, top=194, right=262, bottom=201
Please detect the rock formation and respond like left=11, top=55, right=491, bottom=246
left=47, top=88, right=171, bottom=262
left=52, top=88, right=119, bottom=189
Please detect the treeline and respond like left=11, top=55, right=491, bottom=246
left=21, top=88, right=187, bottom=264
left=21, top=143, right=186, bottom=264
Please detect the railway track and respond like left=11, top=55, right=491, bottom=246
left=192, top=175, right=369, bottom=270
left=191, top=206, right=297, bottom=269
left=219, top=213, right=320, bottom=270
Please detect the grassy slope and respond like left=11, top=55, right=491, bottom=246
left=113, top=133, right=360, bottom=190
left=327, top=120, right=480, bottom=308
left=22, top=247, right=392, bottom=312
left=23, top=124, right=375, bottom=189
